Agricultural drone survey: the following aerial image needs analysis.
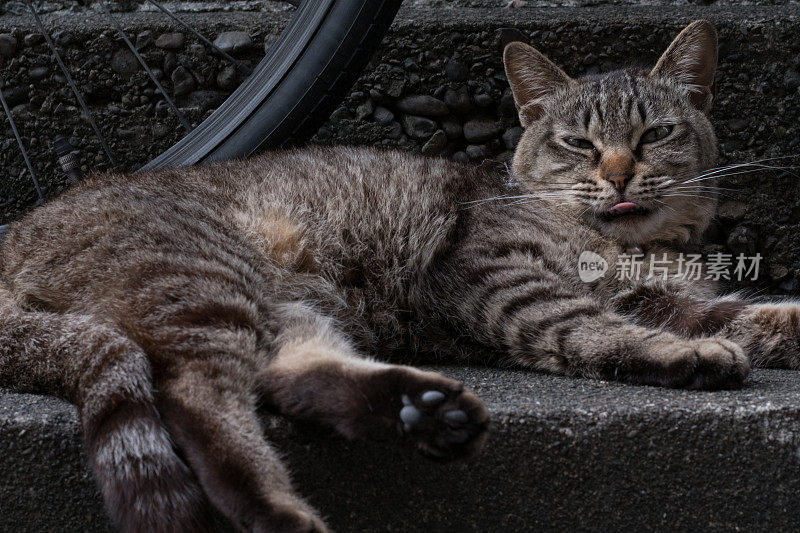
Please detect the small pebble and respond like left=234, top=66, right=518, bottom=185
left=111, top=49, right=140, bottom=78
left=452, top=151, right=469, bottom=163
left=28, top=67, right=49, bottom=81
left=52, top=29, right=73, bottom=46
left=373, top=106, right=394, bottom=124
left=23, top=33, right=43, bottom=47
left=727, top=118, right=748, bottom=133
left=474, top=93, right=493, bottom=107
left=217, top=65, right=237, bottom=90
left=444, top=86, right=471, bottom=114
left=466, top=144, right=488, bottom=160
left=171, top=66, right=195, bottom=97
left=155, top=32, right=185, bottom=50
left=0, top=33, right=17, bottom=59
left=503, top=127, right=524, bottom=150
left=135, top=31, right=153, bottom=50
left=397, top=95, right=449, bottom=117
left=445, top=57, right=469, bottom=82
left=421, top=130, right=448, bottom=156
left=402, top=115, right=437, bottom=140
left=355, top=99, right=375, bottom=121
left=464, top=119, right=500, bottom=143
left=214, top=31, right=252, bottom=54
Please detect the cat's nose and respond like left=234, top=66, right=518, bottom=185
left=605, top=172, right=633, bottom=191
left=600, top=150, right=635, bottom=191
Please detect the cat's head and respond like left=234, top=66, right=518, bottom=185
left=504, top=20, right=719, bottom=246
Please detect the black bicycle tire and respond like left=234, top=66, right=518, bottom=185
left=141, top=0, right=403, bottom=171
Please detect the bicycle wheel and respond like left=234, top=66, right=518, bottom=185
left=143, top=0, right=404, bottom=170
left=0, top=0, right=403, bottom=235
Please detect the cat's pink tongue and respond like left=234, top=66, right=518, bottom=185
left=608, top=201, right=639, bottom=215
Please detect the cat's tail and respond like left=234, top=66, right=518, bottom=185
left=0, top=288, right=209, bottom=532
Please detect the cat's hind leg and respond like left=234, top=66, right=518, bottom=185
left=0, top=297, right=208, bottom=532
left=140, top=305, right=328, bottom=533
left=256, top=302, right=490, bottom=461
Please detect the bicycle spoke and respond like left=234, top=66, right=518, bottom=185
left=25, top=0, right=117, bottom=168
left=145, top=0, right=252, bottom=76
left=99, top=1, right=193, bottom=134
left=0, top=76, right=44, bottom=205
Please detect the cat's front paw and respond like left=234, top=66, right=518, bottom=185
left=630, top=336, right=749, bottom=390
left=723, top=303, right=800, bottom=369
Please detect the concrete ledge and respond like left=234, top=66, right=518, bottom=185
left=2, top=368, right=800, bottom=532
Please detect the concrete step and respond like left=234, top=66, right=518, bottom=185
left=2, top=368, right=800, bottom=532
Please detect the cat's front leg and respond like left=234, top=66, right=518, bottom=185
left=718, top=302, right=800, bottom=369
left=257, top=303, right=490, bottom=461
left=609, top=281, right=800, bottom=369
left=609, top=280, right=746, bottom=337
left=509, top=304, right=749, bottom=390
left=425, top=247, right=749, bottom=390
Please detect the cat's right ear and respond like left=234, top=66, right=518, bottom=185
left=503, top=42, right=574, bottom=127
left=649, top=20, right=718, bottom=112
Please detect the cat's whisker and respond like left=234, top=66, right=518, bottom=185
left=661, top=193, right=718, bottom=201
left=460, top=191, right=578, bottom=209
left=577, top=203, right=595, bottom=218
left=503, top=198, right=570, bottom=208
left=672, top=185, right=736, bottom=192
left=680, top=163, right=777, bottom=183
left=652, top=199, right=678, bottom=215
left=681, top=166, right=800, bottom=185
left=686, top=155, right=800, bottom=179
left=460, top=193, right=539, bottom=205
left=682, top=163, right=799, bottom=184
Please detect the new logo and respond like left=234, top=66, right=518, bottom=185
left=578, top=251, right=608, bottom=283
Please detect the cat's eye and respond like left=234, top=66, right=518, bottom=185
left=565, top=137, right=596, bottom=150
left=640, top=125, right=673, bottom=144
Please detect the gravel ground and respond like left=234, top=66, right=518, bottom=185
left=0, top=4, right=798, bottom=296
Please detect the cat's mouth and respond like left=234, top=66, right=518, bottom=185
left=599, top=201, right=651, bottom=222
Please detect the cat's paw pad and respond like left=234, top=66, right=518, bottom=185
left=649, top=337, right=749, bottom=390
left=396, top=382, right=490, bottom=461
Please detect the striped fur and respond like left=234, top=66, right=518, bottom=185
left=0, top=20, right=794, bottom=531
left=0, top=297, right=208, bottom=532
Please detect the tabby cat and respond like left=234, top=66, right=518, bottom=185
left=1, top=19, right=797, bottom=532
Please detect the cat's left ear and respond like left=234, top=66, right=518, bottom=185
left=649, top=20, right=718, bottom=112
